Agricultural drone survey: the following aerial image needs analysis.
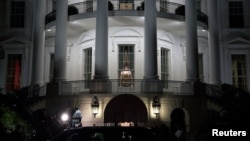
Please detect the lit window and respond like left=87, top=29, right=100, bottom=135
left=231, top=54, right=247, bottom=90
left=118, top=45, right=134, bottom=87
left=6, top=54, right=22, bottom=92
left=119, top=0, right=134, bottom=10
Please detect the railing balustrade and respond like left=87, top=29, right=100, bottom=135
left=11, top=80, right=228, bottom=97
left=206, top=84, right=222, bottom=97
left=58, top=79, right=193, bottom=95
left=45, top=0, right=207, bottom=24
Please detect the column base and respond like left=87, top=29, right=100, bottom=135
left=90, top=79, right=110, bottom=94
left=180, top=81, right=206, bottom=95
left=46, top=82, right=60, bottom=96
left=142, top=79, right=163, bottom=94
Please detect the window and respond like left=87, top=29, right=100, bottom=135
left=119, top=0, right=134, bottom=3
left=160, top=0, right=168, bottom=13
left=84, top=48, right=92, bottom=88
left=229, top=1, right=244, bottom=28
left=52, top=1, right=57, bottom=10
left=86, top=0, right=93, bottom=12
left=6, top=54, right=22, bottom=92
left=118, top=45, right=134, bottom=87
left=119, top=0, right=134, bottom=10
left=231, top=54, right=247, bottom=90
left=161, top=48, right=169, bottom=88
left=10, top=1, right=25, bottom=28
left=49, top=54, right=54, bottom=81
left=198, top=54, right=204, bottom=82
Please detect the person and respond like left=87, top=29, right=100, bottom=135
left=72, top=107, right=82, bottom=128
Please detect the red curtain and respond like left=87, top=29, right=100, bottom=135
left=13, top=60, right=21, bottom=90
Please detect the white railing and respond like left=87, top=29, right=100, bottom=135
left=59, top=79, right=193, bottom=95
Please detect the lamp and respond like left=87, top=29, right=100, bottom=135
left=152, top=96, right=161, bottom=118
left=61, top=113, right=69, bottom=122
left=91, top=96, right=99, bottom=118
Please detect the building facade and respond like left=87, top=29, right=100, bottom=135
left=0, top=0, right=250, bottom=139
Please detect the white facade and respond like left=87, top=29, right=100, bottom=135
left=1, top=0, right=249, bottom=93
left=44, top=27, right=206, bottom=82
left=0, top=1, right=250, bottom=139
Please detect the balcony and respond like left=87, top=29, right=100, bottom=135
left=44, top=79, right=198, bottom=95
left=45, top=0, right=207, bottom=25
left=13, top=79, right=225, bottom=99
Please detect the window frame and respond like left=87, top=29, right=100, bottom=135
left=228, top=0, right=244, bottom=28
left=161, top=47, right=169, bottom=89
left=118, top=44, right=135, bottom=80
left=231, top=54, right=248, bottom=90
left=9, top=0, right=26, bottom=28
left=5, top=54, right=22, bottom=93
left=83, top=48, right=92, bottom=88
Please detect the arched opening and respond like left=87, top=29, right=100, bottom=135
left=104, top=94, right=148, bottom=126
left=170, top=108, right=189, bottom=141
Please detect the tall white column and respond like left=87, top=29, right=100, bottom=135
left=144, top=0, right=158, bottom=80
left=94, top=0, right=108, bottom=79
left=53, top=0, right=68, bottom=82
left=185, top=0, right=199, bottom=82
left=32, top=0, right=46, bottom=85
left=208, top=0, right=221, bottom=84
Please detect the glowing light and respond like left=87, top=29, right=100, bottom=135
left=61, top=113, right=69, bottom=121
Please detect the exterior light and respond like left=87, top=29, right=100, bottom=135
left=91, top=96, right=99, bottom=118
left=152, top=96, right=161, bottom=118
left=61, top=113, right=69, bottom=122
left=47, top=28, right=52, bottom=32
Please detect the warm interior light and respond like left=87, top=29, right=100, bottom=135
left=152, top=96, right=161, bottom=117
left=92, top=106, right=99, bottom=116
left=119, top=50, right=133, bottom=87
left=91, top=96, right=99, bottom=118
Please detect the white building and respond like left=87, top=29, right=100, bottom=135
left=0, top=0, right=250, bottom=139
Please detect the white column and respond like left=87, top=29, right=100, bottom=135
left=32, top=0, right=46, bottom=85
left=185, top=0, right=199, bottom=82
left=208, top=0, right=221, bottom=84
left=144, top=0, right=158, bottom=80
left=53, top=0, right=68, bottom=82
left=94, top=0, right=108, bottom=79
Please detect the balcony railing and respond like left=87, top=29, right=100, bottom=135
left=12, top=80, right=228, bottom=98
left=45, top=0, right=207, bottom=25
left=57, top=79, right=194, bottom=95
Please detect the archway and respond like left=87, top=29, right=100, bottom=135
left=104, top=94, right=148, bottom=125
left=170, top=108, right=189, bottom=141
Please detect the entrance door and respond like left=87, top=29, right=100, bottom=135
left=104, top=94, right=147, bottom=125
